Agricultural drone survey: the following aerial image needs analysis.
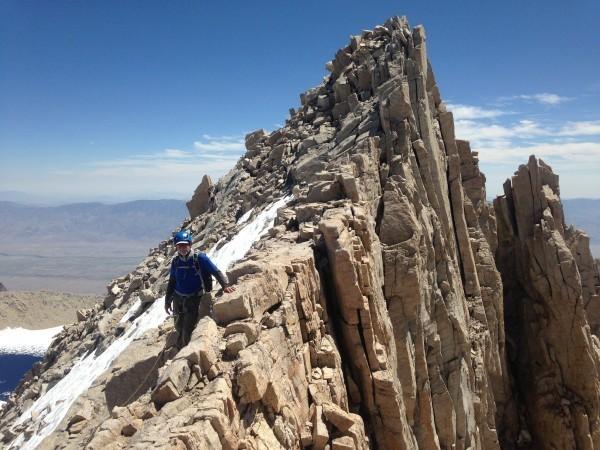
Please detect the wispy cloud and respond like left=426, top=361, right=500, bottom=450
left=37, top=134, right=248, bottom=199
left=194, top=135, right=245, bottom=153
left=164, top=148, right=193, bottom=158
left=476, top=141, right=600, bottom=164
left=454, top=119, right=550, bottom=146
left=447, top=104, right=507, bottom=120
left=455, top=117, right=600, bottom=147
left=89, top=136, right=244, bottom=172
left=200, top=134, right=241, bottom=141
left=520, top=93, right=571, bottom=105
left=557, top=120, right=600, bottom=136
left=448, top=100, right=600, bottom=198
left=498, top=92, right=572, bottom=105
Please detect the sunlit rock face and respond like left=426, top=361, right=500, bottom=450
left=2, top=15, right=599, bottom=450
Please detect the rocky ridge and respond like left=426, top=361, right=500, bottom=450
left=1, top=15, right=600, bottom=450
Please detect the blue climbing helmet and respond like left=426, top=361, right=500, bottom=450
left=174, top=230, right=193, bottom=245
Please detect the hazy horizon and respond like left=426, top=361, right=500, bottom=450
left=0, top=197, right=597, bottom=296
left=2, top=189, right=600, bottom=209
left=0, top=190, right=189, bottom=207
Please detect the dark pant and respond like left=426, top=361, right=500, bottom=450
left=172, top=292, right=212, bottom=348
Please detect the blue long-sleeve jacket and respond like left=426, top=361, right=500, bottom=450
left=166, top=251, right=229, bottom=298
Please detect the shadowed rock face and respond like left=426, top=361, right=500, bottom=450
left=2, top=16, right=599, bottom=450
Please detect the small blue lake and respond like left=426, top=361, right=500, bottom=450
left=0, top=353, right=41, bottom=401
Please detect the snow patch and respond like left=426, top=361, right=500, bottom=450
left=208, top=196, right=291, bottom=269
left=236, top=207, right=254, bottom=225
left=119, top=299, right=141, bottom=323
left=0, top=326, right=63, bottom=356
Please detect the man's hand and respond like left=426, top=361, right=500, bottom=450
left=224, top=286, right=236, bottom=294
left=165, top=300, right=173, bottom=315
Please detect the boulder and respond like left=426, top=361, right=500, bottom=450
left=225, top=333, right=248, bottom=357
left=245, top=129, right=267, bottom=150
left=138, top=288, right=155, bottom=304
left=322, top=402, right=356, bottom=432
left=186, top=174, right=214, bottom=219
left=152, top=359, right=191, bottom=405
left=332, top=436, right=355, bottom=450
left=175, top=317, right=220, bottom=373
left=312, top=406, right=329, bottom=450
left=236, top=343, right=273, bottom=403
left=105, top=338, right=164, bottom=410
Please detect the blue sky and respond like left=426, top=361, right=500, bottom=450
left=1, top=0, right=599, bottom=203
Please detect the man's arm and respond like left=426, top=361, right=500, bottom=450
left=198, top=253, right=236, bottom=293
left=165, top=260, right=177, bottom=313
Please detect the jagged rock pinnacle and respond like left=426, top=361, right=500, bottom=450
left=495, top=155, right=600, bottom=449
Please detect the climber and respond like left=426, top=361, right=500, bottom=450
left=164, top=230, right=235, bottom=348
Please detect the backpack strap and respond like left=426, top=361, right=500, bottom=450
left=192, top=252, right=206, bottom=293
left=170, top=254, right=179, bottom=273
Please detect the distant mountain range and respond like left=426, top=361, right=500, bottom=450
left=0, top=198, right=595, bottom=250
left=0, top=199, right=188, bottom=293
left=0, top=199, right=188, bottom=246
left=0, top=198, right=596, bottom=295
left=0, top=190, right=188, bottom=206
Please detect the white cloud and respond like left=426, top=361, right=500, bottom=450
left=451, top=102, right=600, bottom=198
left=499, top=93, right=572, bottom=105
left=200, top=133, right=241, bottom=141
left=164, top=148, right=192, bottom=158
left=35, top=155, right=238, bottom=201
left=85, top=159, right=236, bottom=178
left=27, top=134, right=248, bottom=200
left=87, top=138, right=243, bottom=175
left=0, top=133, right=252, bottom=202
left=454, top=119, right=551, bottom=145
left=478, top=141, right=600, bottom=198
left=557, top=121, right=600, bottom=136
left=194, top=136, right=245, bottom=153
left=525, top=93, right=571, bottom=105
left=447, top=104, right=507, bottom=120
left=483, top=162, right=600, bottom=199
left=456, top=118, right=600, bottom=145
left=475, top=141, right=600, bottom=164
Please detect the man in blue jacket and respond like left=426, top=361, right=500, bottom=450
left=165, top=230, right=235, bottom=348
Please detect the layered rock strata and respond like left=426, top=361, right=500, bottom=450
left=1, top=15, right=599, bottom=450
